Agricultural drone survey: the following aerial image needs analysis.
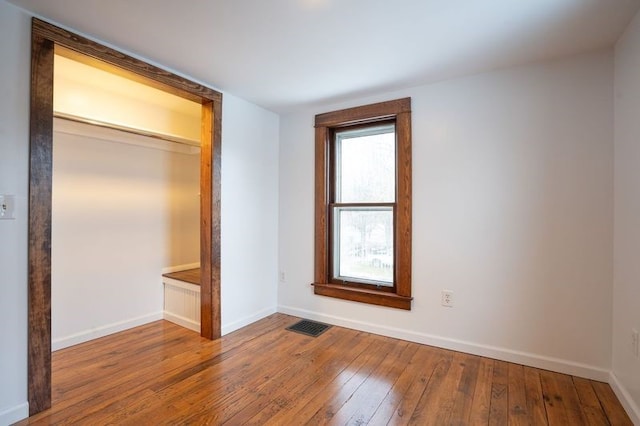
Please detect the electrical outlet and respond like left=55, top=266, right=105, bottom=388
left=441, top=290, right=453, bottom=307
left=279, top=271, right=286, bottom=283
left=632, top=329, right=639, bottom=358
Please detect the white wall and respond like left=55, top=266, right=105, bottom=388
left=0, top=5, right=279, bottom=423
left=0, top=3, right=30, bottom=424
left=221, top=94, right=280, bottom=334
left=279, top=50, right=614, bottom=380
left=52, top=120, right=200, bottom=349
left=613, top=8, right=640, bottom=423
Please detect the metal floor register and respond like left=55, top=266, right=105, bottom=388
left=286, top=319, right=331, bottom=337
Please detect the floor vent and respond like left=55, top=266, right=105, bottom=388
left=286, top=319, right=331, bottom=337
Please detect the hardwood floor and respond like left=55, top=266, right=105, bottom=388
left=19, top=314, right=632, bottom=425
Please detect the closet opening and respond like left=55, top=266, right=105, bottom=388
left=52, top=50, right=204, bottom=348
left=28, top=18, right=222, bottom=415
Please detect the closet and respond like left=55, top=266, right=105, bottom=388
left=52, top=53, right=202, bottom=349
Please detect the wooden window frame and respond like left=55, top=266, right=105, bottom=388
left=313, top=98, right=412, bottom=310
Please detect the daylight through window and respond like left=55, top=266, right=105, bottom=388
left=313, top=98, right=412, bottom=310
left=332, top=124, right=395, bottom=286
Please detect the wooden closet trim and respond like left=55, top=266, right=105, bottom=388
left=28, top=18, right=222, bottom=415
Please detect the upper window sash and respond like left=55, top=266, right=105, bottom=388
left=333, top=123, right=396, bottom=204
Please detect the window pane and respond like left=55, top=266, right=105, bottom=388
left=333, top=207, right=393, bottom=285
left=336, top=125, right=395, bottom=203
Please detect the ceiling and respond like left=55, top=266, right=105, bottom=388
left=6, top=0, right=640, bottom=113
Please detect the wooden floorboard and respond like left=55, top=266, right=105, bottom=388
left=162, top=268, right=201, bottom=285
left=489, top=360, right=509, bottom=425
left=524, top=366, right=549, bottom=425
left=18, top=313, right=632, bottom=425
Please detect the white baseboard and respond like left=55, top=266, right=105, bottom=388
left=609, top=372, right=640, bottom=425
left=161, top=262, right=200, bottom=274
left=0, top=401, right=28, bottom=426
left=52, top=311, right=163, bottom=351
left=163, top=306, right=278, bottom=335
left=277, top=305, right=610, bottom=382
left=222, top=306, right=277, bottom=336
left=163, top=312, right=200, bottom=333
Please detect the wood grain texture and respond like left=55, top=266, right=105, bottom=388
left=314, top=126, right=329, bottom=284
left=315, top=97, right=411, bottom=128
left=33, top=19, right=220, bottom=103
left=449, top=353, right=482, bottom=424
left=409, top=350, right=460, bottom=425
left=489, top=360, right=509, bottom=425
left=313, top=282, right=412, bottom=310
left=369, top=344, right=440, bottom=424
left=524, top=366, right=549, bottom=425
left=17, top=314, right=632, bottom=425
left=395, top=110, right=412, bottom=299
left=28, top=18, right=223, bottom=415
left=468, top=357, right=495, bottom=424
left=162, top=268, right=200, bottom=285
left=200, top=101, right=213, bottom=339
left=507, top=363, right=530, bottom=425
left=313, top=98, right=412, bottom=309
left=19, top=314, right=631, bottom=425
left=28, top=32, right=55, bottom=416
left=210, top=97, right=223, bottom=340
left=540, top=370, right=587, bottom=425
left=199, top=100, right=222, bottom=340
left=592, top=380, right=634, bottom=426
left=572, top=376, right=610, bottom=425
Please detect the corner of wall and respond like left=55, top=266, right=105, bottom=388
left=610, top=372, right=640, bottom=425
left=278, top=304, right=611, bottom=382
left=613, top=5, right=640, bottom=422
left=0, top=402, right=29, bottom=426
left=0, top=1, right=32, bottom=422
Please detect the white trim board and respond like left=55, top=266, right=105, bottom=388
left=52, top=311, right=163, bottom=351
left=277, top=305, right=610, bottom=382
left=0, top=402, right=29, bottom=426
left=222, top=307, right=277, bottom=336
left=609, top=372, right=640, bottom=425
left=163, top=312, right=200, bottom=333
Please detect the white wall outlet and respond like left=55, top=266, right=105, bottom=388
left=279, top=270, right=286, bottom=283
left=632, top=329, right=639, bottom=358
left=441, top=290, right=453, bottom=307
left=0, top=195, right=16, bottom=220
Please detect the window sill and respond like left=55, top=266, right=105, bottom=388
left=312, top=282, right=412, bottom=310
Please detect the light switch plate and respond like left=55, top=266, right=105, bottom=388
left=0, top=195, right=16, bottom=220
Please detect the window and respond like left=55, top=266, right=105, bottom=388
left=332, top=123, right=395, bottom=286
left=313, top=98, right=412, bottom=309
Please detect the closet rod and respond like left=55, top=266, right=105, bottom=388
left=53, top=112, right=201, bottom=148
